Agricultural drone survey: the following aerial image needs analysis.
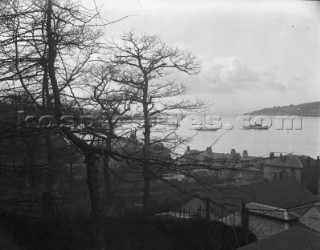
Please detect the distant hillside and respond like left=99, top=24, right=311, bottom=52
left=245, top=101, right=320, bottom=117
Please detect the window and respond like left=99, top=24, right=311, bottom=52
left=292, top=170, right=296, bottom=179
left=279, top=172, right=283, bottom=180
left=273, top=172, right=282, bottom=180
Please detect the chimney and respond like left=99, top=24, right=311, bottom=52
left=231, top=149, right=236, bottom=155
left=243, top=150, right=248, bottom=159
left=187, top=146, right=190, bottom=151
left=317, top=156, right=319, bottom=161
left=279, top=153, right=283, bottom=161
left=206, top=146, right=212, bottom=153
left=270, top=152, right=275, bottom=159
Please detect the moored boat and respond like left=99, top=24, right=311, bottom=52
left=193, top=126, right=219, bottom=131
left=242, top=123, right=269, bottom=130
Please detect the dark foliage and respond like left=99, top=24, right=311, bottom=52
left=104, top=214, right=256, bottom=250
left=0, top=211, right=256, bottom=250
left=0, top=211, right=95, bottom=250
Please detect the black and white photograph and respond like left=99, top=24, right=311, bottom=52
left=0, top=0, right=320, bottom=249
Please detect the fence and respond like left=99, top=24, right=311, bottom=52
left=0, top=190, right=247, bottom=229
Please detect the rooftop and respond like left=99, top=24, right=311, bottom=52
left=171, top=180, right=319, bottom=220
left=262, top=154, right=320, bottom=169
left=237, top=226, right=320, bottom=250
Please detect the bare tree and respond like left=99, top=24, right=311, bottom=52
left=108, top=31, right=205, bottom=213
left=0, top=0, right=106, bottom=248
left=83, top=64, right=135, bottom=205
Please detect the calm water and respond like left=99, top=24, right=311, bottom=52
left=176, top=115, right=320, bottom=158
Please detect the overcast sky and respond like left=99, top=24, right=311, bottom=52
left=90, top=0, right=320, bottom=114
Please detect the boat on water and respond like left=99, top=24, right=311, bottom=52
left=191, top=115, right=219, bottom=131
left=193, top=126, right=219, bottom=131
left=242, top=123, right=269, bottom=130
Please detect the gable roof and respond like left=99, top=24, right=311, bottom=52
left=183, top=147, right=243, bottom=161
left=262, top=155, right=320, bottom=169
left=234, top=180, right=318, bottom=209
left=202, top=181, right=318, bottom=219
left=166, top=181, right=319, bottom=221
left=262, top=155, right=303, bottom=168
left=237, top=226, right=320, bottom=250
left=297, top=155, right=320, bottom=168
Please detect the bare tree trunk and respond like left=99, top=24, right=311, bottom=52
left=103, top=155, right=111, bottom=205
left=68, top=161, right=73, bottom=196
left=45, top=132, right=55, bottom=191
left=67, top=145, right=76, bottom=196
left=41, top=131, right=56, bottom=217
left=85, top=152, right=104, bottom=249
left=142, top=81, right=152, bottom=214
left=142, top=164, right=151, bottom=213
left=45, top=0, right=105, bottom=247
left=103, top=138, right=112, bottom=206
left=25, top=135, right=36, bottom=189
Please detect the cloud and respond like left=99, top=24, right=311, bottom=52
left=194, top=57, right=292, bottom=93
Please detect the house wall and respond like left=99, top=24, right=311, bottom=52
left=301, top=168, right=319, bottom=195
left=217, top=169, right=232, bottom=179
left=175, top=198, right=239, bottom=222
left=249, top=214, right=290, bottom=240
left=234, top=169, right=263, bottom=185
left=172, top=198, right=298, bottom=240
left=175, top=198, right=206, bottom=218
left=219, top=213, right=242, bottom=227
left=299, top=207, right=320, bottom=232
left=176, top=198, right=221, bottom=220
left=263, top=166, right=301, bottom=182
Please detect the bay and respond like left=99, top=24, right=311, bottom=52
left=176, top=115, right=320, bottom=158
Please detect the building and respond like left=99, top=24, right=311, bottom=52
left=260, top=153, right=320, bottom=194
left=237, top=226, right=320, bottom=250
left=157, top=188, right=241, bottom=225
left=233, top=150, right=264, bottom=185
left=299, top=203, right=320, bottom=232
left=179, top=147, right=246, bottom=181
left=160, top=180, right=320, bottom=240
left=237, top=180, right=319, bottom=239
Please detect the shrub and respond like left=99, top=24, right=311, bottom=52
left=0, top=211, right=256, bottom=250
left=104, top=214, right=256, bottom=250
